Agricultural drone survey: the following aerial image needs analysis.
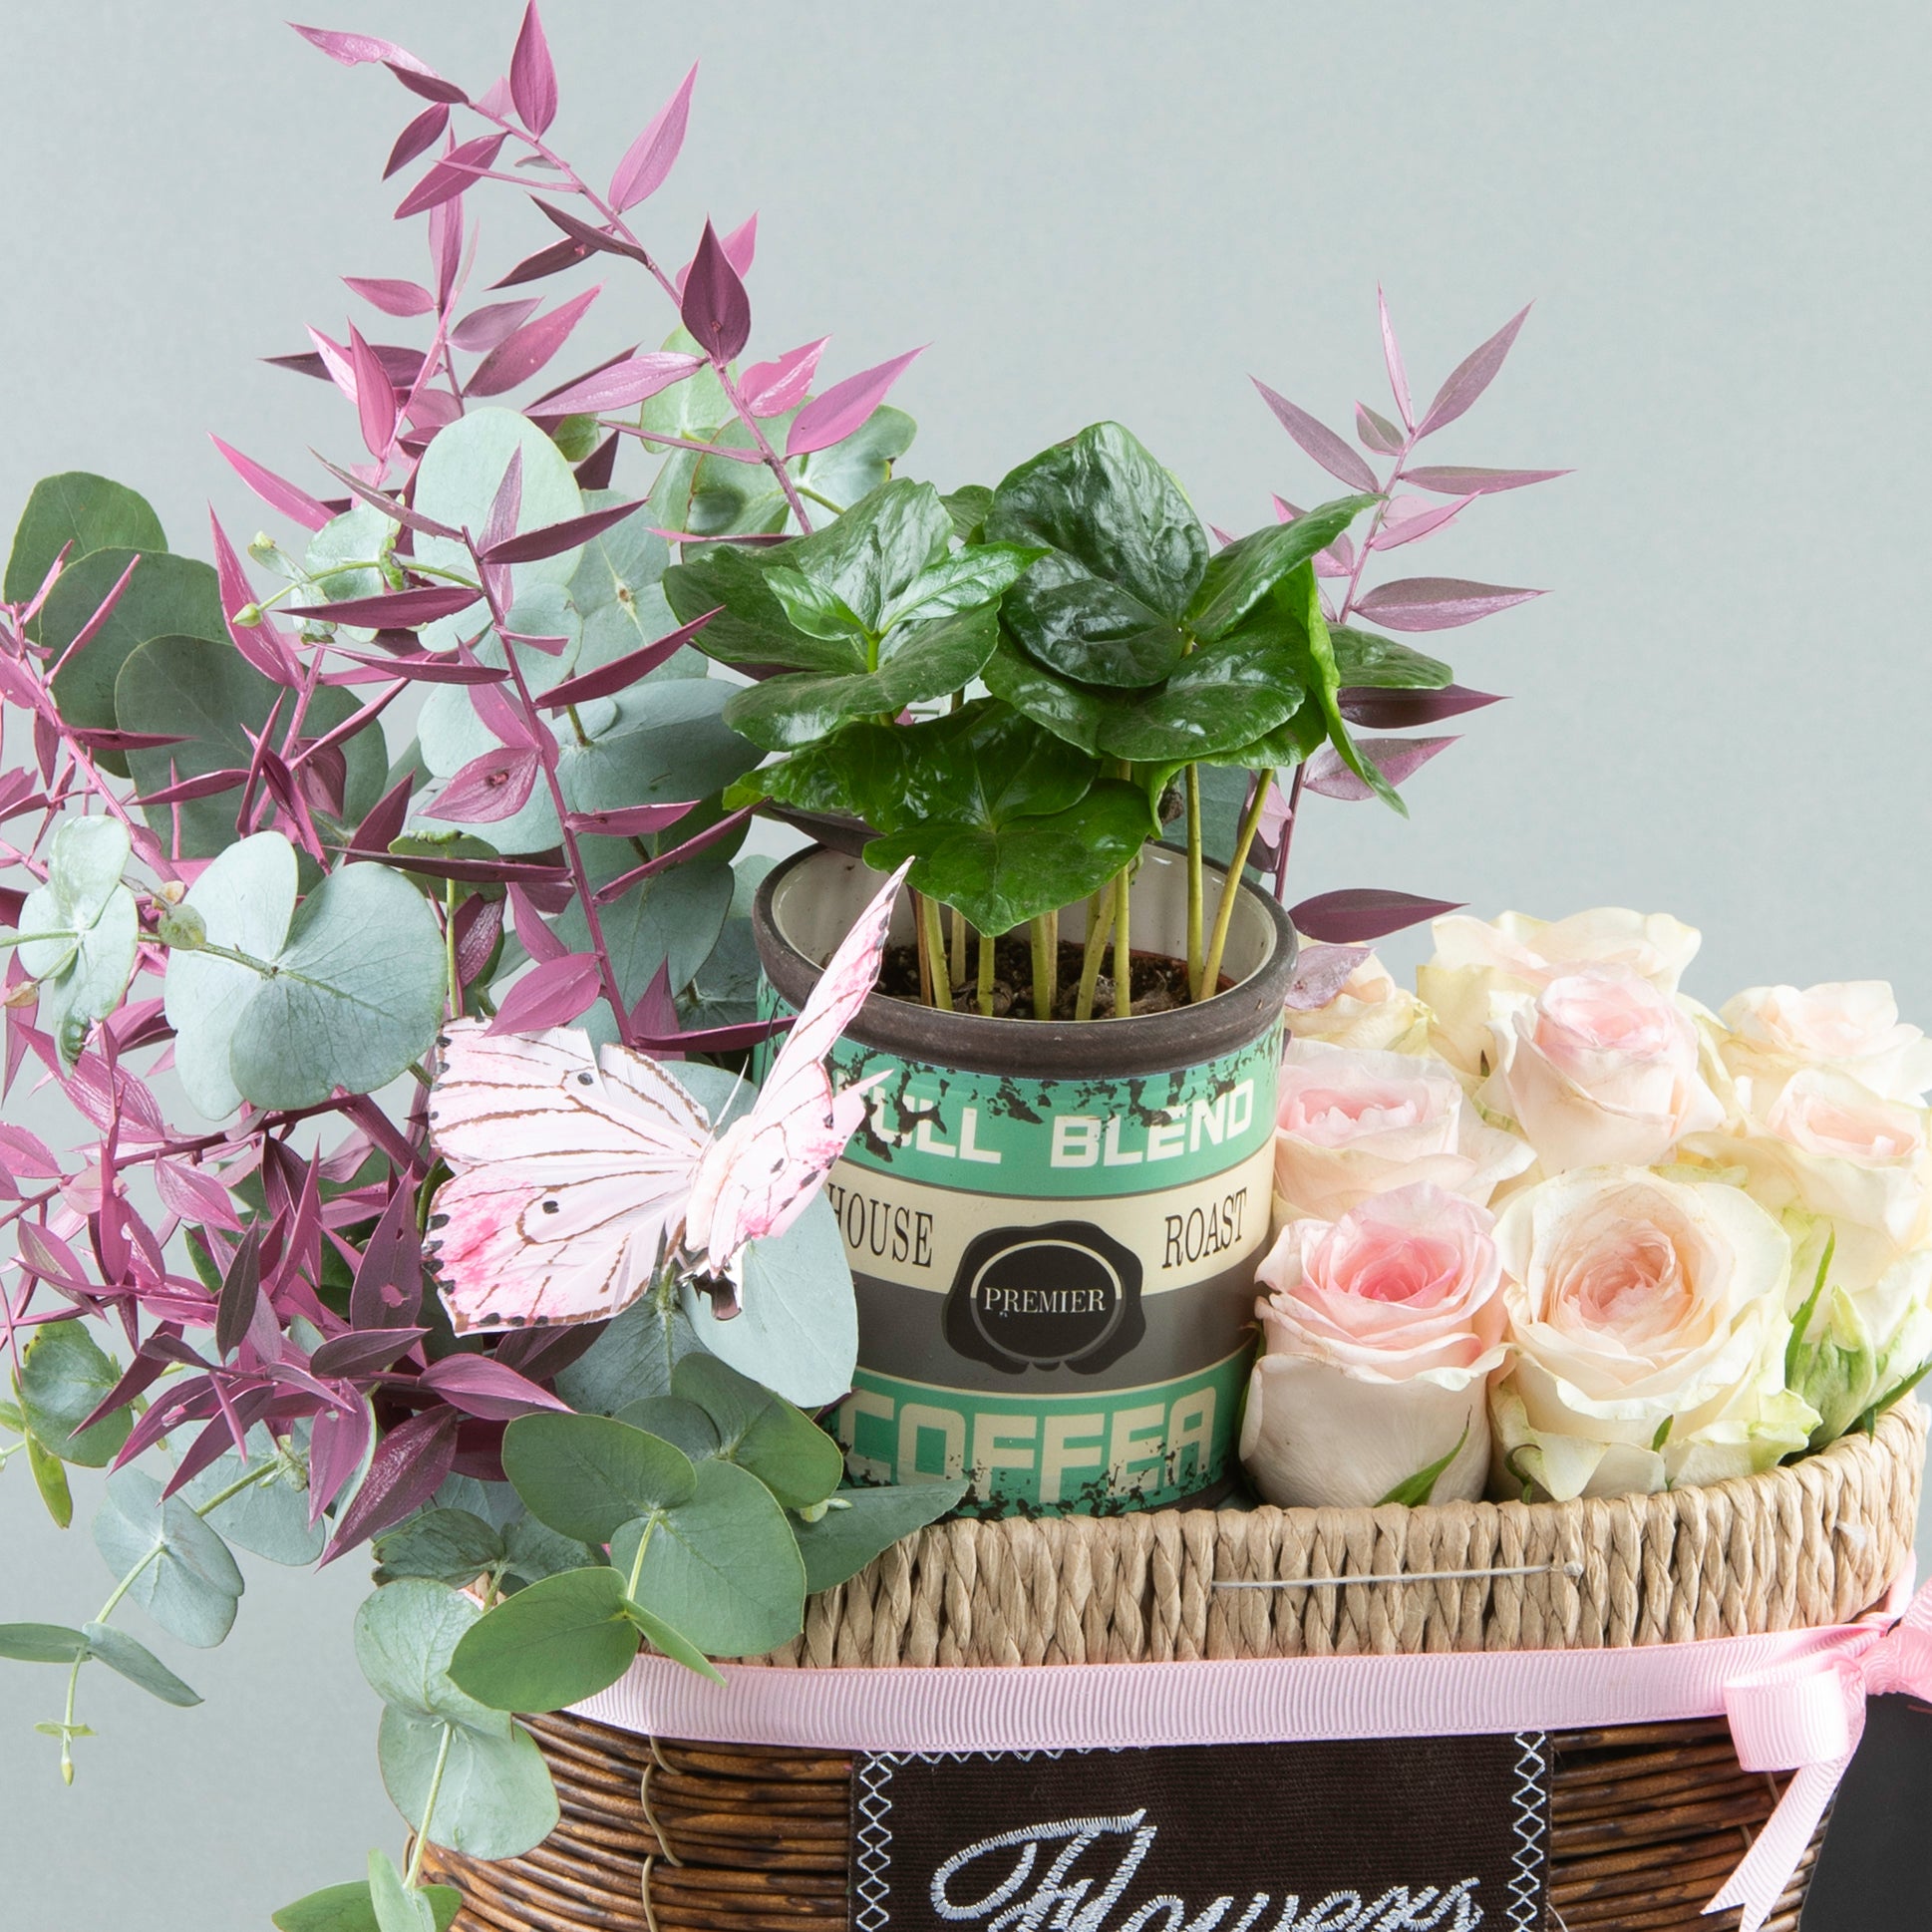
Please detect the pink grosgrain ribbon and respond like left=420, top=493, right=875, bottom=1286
left=573, top=1566, right=1925, bottom=1932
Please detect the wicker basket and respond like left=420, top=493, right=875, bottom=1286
left=425, top=1403, right=1925, bottom=1932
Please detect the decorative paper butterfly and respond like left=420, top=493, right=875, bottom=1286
left=425, top=861, right=908, bottom=1333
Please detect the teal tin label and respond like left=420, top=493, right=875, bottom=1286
left=764, top=988, right=1279, bottom=1512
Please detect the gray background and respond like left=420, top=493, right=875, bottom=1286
left=2, top=3, right=1929, bottom=1925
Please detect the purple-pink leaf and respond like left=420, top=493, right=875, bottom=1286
left=675, top=213, right=757, bottom=296
left=416, top=1354, right=569, bottom=1420
left=348, top=324, right=400, bottom=457
left=635, top=1015, right=790, bottom=1056
left=1402, top=465, right=1571, bottom=496
left=1355, top=402, right=1405, bottom=457
left=310, top=454, right=460, bottom=539
left=1353, top=577, right=1544, bottom=632
left=283, top=584, right=483, bottom=627
left=488, top=237, right=587, bottom=290
left=72, top=729, right=187, bottom=754
left=536, top=608, right=718, bottom=708
left=267, top=339, right=425, bottom=390
left=1370, top=492, right=1474, bottom=551
left=208, top=512, right=297, bottom=684
left=454, top=893, right=503, bottom=989
left=562, top=800, right=698, bottom=838
left=1304, top=735, right=1458, bottom=802
left=430, top=747, right=540, bottom=824
left=531, top=198, right=652, bottom=269
left=680, top=220, right=751, bottom=365
left=534, top=353, right=700, bottom=417
left=307, top=1402, right=373, bottom=1523
left=351, top=1182, right=425, bottom=1331
left=483, top=451, right=524, bottom=561
left=1418, top=303, right=1532, bottom=438
left=385, top=62, right=469, bottom=107
left=468, top=285, right=602, bottom=397
left=450, top=298, right=539, bottom=353
left=208, top=437, right=333, bottom=532
left=291, top=24, right=430, bottom=70
left=1289, top=889, right=1464, bottom=945
left=1379, top=286, right=1413, bottom=430
left=1251, top=379, right=1381, bottom=493
left=1285, top=944, right=1374, bottom=1011
left=1338, top=684, right=1504, bottom=729
left=489, top=952, right=603, bottom=1033
left=320, top=1408, right=460, bottom=1562
left=344, top=276, right=435, bottom=317
left=48, top=555, right=141, bottom=676
left=609, top=62, right=697, bottom=211
left=592, top=805, right=755, bottom=903
left=740, top=337, right=829, bottom=419
left=787, top=347, right=923, bottom=458
left=395, top=133, right=505, bottom=220
left=324, top=647, right=509, bottom=685
left=430, top=193, right=464, bottom=308
left=508, top=885, right=567, bottom=964
left=481, top=498, right=647, bottom=565
left=383, top=101, right=450, bottom=179
left=309, top=1329, right=427, bottom=1379
left=134, top=767, right=252, bottom=808
left=509, top=2, right=558, bottom=135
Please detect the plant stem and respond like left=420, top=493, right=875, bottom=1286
left=1075, top=888, right=1115, bottom=1023
left=1184, top=765, right=1204, bottom=1001
left=1201, top=779, right=1271, bottom=1001
left=1112, top=865, right=1132, bottom=1019
left=1030, top=913, right=1056, bottom=1020
left=624, top=1519, right=658, bottom=1602
left=976, top=921, right=996, bottom=1018
left=1271, top=764, right=1306, bottom=900
left=911, top=888, right=933, bottom=1006
left=443, top=878, right=462, bottom=1021
left=403, top=1722, right=456, bottom=1890
left=920, top=895, right=952, bottom=1011
left=948, top=904, right=967, bottom=989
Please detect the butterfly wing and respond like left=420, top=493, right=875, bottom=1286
left=426, top=1021, right=711, bottom=1332
left=686, top=861, right=907, bottom=1274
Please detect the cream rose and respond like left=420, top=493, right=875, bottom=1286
left=1420, top=907, right=1702, bottom=1077
left=1287, top=952, right=1431, bottom=1054
left=1490, top=1166, right=1812, bottom=1500
left=1273, top=1040, right=1534, bottom=1223
left=1241, top=1183, right=1506, bottom=1507
left=1720, top=980, right=1932, bottom=1104
left=1484, top=967, right=1724, bottom=1173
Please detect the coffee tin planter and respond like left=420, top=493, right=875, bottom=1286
left=753, top=844, right=1297, bottom=1513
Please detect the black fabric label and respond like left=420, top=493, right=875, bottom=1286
left=1800, top=1693, right=1932, bottom=1929
left=851, top=1736, right=1550, bottom=1932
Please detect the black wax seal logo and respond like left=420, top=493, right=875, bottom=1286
left=943, top=1220, right=1144, bottom=1375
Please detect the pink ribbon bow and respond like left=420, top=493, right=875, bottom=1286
left=1708, top=1570, right=1932, bottom=1930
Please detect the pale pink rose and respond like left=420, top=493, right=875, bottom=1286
left=1273, top=1040, right=1533, bottom=1222
left=1486, top=967, right=1724, bottom=1173
left=1287, top=952, right=1431, bottom=1054
left=1685, top=1066, right=1932, bottom=1292
left=1720, top=981, right=1932, bottom=1104
left=1490, top=1167, right=1808, bottom=1500
left=1240, top=1183, right=1506, bottom=1506
left=1420, top=907, right=1702, bottom=1076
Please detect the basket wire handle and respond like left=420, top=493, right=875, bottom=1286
left=1214, top=1560, right=1585, bottom=1589
left=639, top=1744, right=686, bottom=1866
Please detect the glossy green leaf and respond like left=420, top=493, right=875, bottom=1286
left=763, top=565, right=870, bottom=644
left=670, top=1356, right=842, bottom=1509
left=1329, top=626, right=1454, bottom=690
left=272, top=1880, right=462, bottom=1932
left=7, top=471, right=164, bottom=604
left=448, top=1565, right=641, bottom=1713
left=862, top=700, right=1094, bottom=830
left=81, top=1621, right=202, bottom=1707
left=118, top=633, right=386, bottom=856
left=1093, top=631, right=1307, bottom=764
left=725, top=722, right=899, bottom=820
left=91, top=1468, right=245, bottom=1649
left=939, top=484, right=993, bottom=543
left=682, top=1191, right=860, bottom=1407
left=367, top=1849, right=436, bottom=1932
left=372, top=1509, right=508, bottom=1588
left=979, top=638, right=1108, bottom=755
left=614, top=1459, right=805, bottom=1656
left=722, top=604, right=999, bottom=751
left=42, top=549, right=222, bottom=771
left=0, top=1622, right=92, bottom=1663
left=16, top=1320, right=133, bottom=1467
left=793, top=1481, right=969, bottom=1594
left=1185, top=495, right=1377, bottom=641
left=378, top=1709, right=560, bottom=1859
left=500, top=1413, right=697, bottom=1544
left=879, top=542, right=1044, bottom=630
left=354, top=1578, right=507, bottom=1733
left=987, top=423, right=1207, bottom=686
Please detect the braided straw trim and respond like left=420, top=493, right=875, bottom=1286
left=767, top=1403, right=1925, bottom=1668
